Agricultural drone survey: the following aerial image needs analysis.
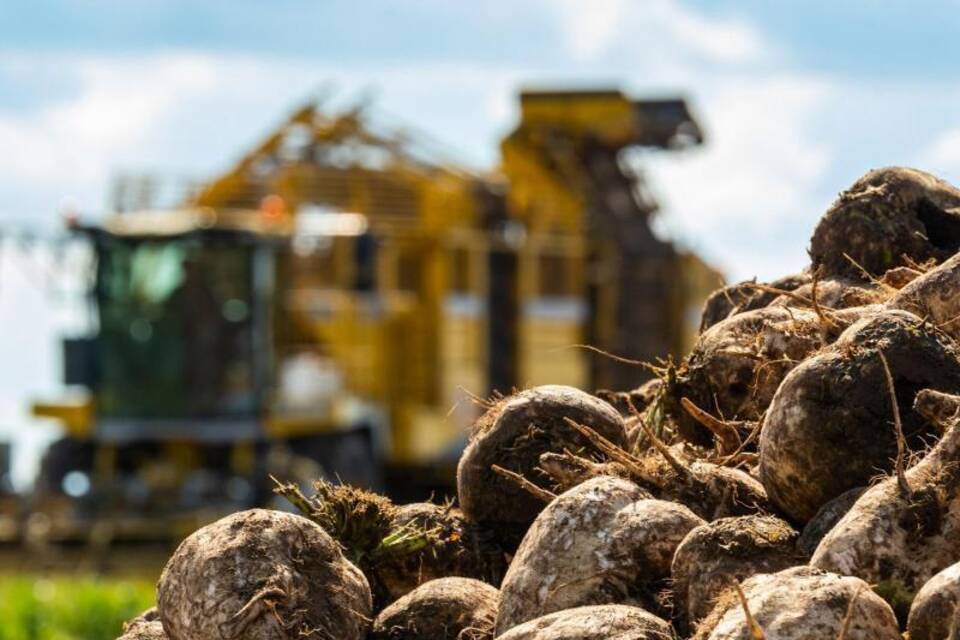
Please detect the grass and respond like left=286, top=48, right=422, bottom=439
left=0, top=575, right=154, bottom=640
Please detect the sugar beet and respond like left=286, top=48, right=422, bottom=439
left=157, top=509, right=372, bottom=640
left=693, top=567, right=900, bottom=640
left=370, top=577, right=498, bottom=640
left=759, top=309, right=960, bottom=522
left=698, top=272, right=811, bottom=332
left=889, top=250, right=960, bottom=342
left=810, top=166, right=960, bottom=279
left=795, top=486, right=866, bottom=558
left=118, top=609, right=166, bottom=640
left=497, top=605, right=675, bottom=640
left=457, top=385, right=626, bottom=547
left=674, top=306, right=827, bottom=445
left=537, top=426, right=770, bottom=521
left=810, top=392, right=960, bottom=620
left=907, top=561, right=960, bottom=640
left=496, top=476, right=702, bottom=634
left=670, top=515, right=800, bottom=633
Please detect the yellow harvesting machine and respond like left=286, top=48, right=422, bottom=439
left=29, top=88, right=718, bottom=542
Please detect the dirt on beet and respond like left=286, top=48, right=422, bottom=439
left=273, top=480, right=506, bottom=610
left=693, top=566, right=900, bottom=640
left=370, top=577, right=499, bottom=640
left=119, top=609, right=166, bottom=640
left=157, top=509, right=372, bottom=640
left=759, top=309, right=960, bottom=523
left=496, top=476, right=703, bottom=634
left=810, top=167, right=960, bottom=280
left=670, top=515, right=801, bottom=633
left=496, top=604, right=675, bottom=640
left=457, top=385, right=627, bottom=549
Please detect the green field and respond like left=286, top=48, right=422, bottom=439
left=0, top=576, right=154, bottom=640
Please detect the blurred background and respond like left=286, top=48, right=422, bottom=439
left=2, top=1, right=960, bottom=637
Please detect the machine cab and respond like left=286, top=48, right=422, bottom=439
left=54, top=209, right=284, bottom=442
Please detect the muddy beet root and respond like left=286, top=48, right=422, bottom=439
left=810, top=166, right=960, bottom=279
left=496, top=476, right=703, bottom=634
left=795, top=486, right=866, bottom=558
left=119, top=609, right=166, bottom=640
left=698, top=281, right=758, bottom=333
left=759, top=309, right=960, bottom=523
left=370, top=577, right=498, bottom=640
left=536, top=432, right=770, bottom=521
left=889, top=250, right=960, bottom=343
left=497, top=605, right=674, bottom=640
left=693, top=566, right=899, bottom=640
left=670, top=515, right=800, bottom=633
left=595, top=378, right=663, bottom=419
left=118, top=622, right=166, bottom=640
left=674, top=306, right=826, bottom=445
left=769, top=276, right=886, bottom=310
left=699, top=273, right=811, bottom=333
left=457, top=385, right=626, bottom=548
left=629, top=448, right=771, bottom=521
left=907, top=561, right=960, bottom=640
left=811, top=393, right=960, bottom=620
left=157, top=509, right=372, bottom=640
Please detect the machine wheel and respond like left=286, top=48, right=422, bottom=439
left=35, top=437, right=95, bottom=496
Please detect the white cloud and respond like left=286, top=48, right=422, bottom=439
left=0, top=53, right=225, bottom=216
left=646, top=74, right=833, bottom=280
left=49, top=57, right=216, bottom=146
left=554, top=0, right=630, bottom=60
left=0, top=53, right=539, bottom=219
left=918, top=126, right=960, bottom=177
left=653, top=76, right=832, bottom=229
left=552, top=0, right=766, bottom=64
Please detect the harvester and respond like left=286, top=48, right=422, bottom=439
left=29, top=88, right=718, bottom=542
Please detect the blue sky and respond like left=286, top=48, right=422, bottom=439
left=2, top=0, right=960, bottom=483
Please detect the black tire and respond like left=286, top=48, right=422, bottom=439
left=35, top=437, right=95, bottom=495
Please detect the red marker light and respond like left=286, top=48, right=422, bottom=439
left=60, top=196, right=79, bottom=227
left=260, top=194, right=286, bottom=219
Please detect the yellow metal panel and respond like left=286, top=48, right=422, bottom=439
left=32, top=399, right=94, bottom=437
left=264, top=414, right=338, bottom=439
left=172, top=92, right=718, bottom=474
left=441, top=296, right=486, bottom=433
left=404, top=406, right=465, bottom=463
left=230, top=442, right=256, bottom=476
left=420, top=174, right=480, bottom=232
left=519, top=304, right=588, bottom=389
left=518, top=91, right=637, bottom=145
left=501, top=140, right=583, bottom=232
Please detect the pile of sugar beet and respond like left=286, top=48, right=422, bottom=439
left=122, top=167, right=960, bottom=640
